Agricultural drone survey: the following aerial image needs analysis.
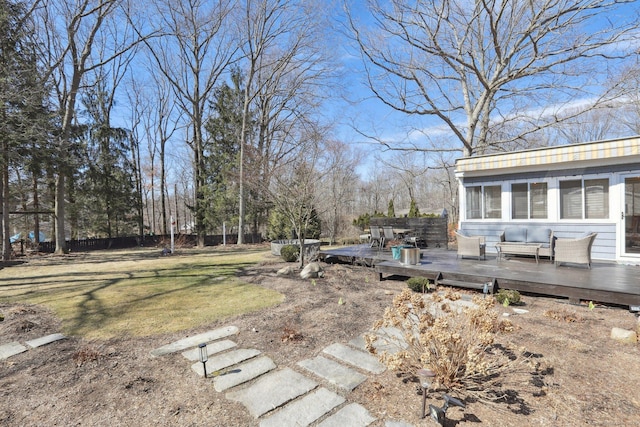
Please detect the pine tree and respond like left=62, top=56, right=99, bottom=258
left=76, top=81, right=138, bottom=238
left=203, top=68, right=246, bottom=232
left=408, top=199, right=420, bottom=217
left=0, top=0, right=49, bottom=260
left=387, top=199, right=395, bottom=218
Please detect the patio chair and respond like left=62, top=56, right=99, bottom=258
left=381, top=226, right=396, bottom=248
left=370, top=226, right=383, bottom=249
left=555, top=233, right=597, bottom=269
left=455, top=231, right=486, bottom=260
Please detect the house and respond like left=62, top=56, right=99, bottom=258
left=454, top=137, right=640, bottom=264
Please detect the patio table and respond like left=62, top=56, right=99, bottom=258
left=495, top=243, right=542, bottom=264
left=392, top=228, right=414, bottom=238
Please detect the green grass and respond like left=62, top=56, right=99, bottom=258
left=0, top=247, right=284, bottom=339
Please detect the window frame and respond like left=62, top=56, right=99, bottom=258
left=465, top=184, right=502, bottom=220
left=559, top=177, right=610, bottom=220
left=511, top=182, right=548, bottom=220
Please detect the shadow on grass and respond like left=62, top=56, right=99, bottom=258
left=0, top=247, right=278, bottom=338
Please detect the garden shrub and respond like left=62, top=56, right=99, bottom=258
left=495, top=289, right=521, bottom=305
left=365, top=289, right=543, bottom=402
left=280, top=244, right=300, bottom=262
left=406, top=277, right=431, bottom=293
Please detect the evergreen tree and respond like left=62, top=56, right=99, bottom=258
left=408, top=199, right=420, bottom=217
left=204, top=68, right=246, bottom=232
left=76, top=81, right=138, bottom=238
left=387, top=199, right=395, bottom=218
left=0, top=0, right=50, bottom=260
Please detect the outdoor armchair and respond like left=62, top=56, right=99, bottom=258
left=455, top=231, right=486, bottom=260
left=554, top=233, right=597, bottom=269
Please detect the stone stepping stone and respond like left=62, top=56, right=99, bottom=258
left=181, top=339, right=236, bottom=361
left=259, top=387, right=345, bottom=427
left=26, top=333, right=66, bottom=348
left=191, top=348, right=261, bottom=377
left=214, top=356, right=276, bottom=392
left=323, top=343, right=386, bottom=374
left=385, top=421, right=414, bottom=427
left=226, top=367, right=317, bottom=418
left=297, top=356, right=367, bottom=391
left=350, top=327, right=407, bottom=354
left=0, top=341, right=27, bottom=360
left=150, top=325, right=238, bottom=357
left=316, top=403, right=376, bottom=427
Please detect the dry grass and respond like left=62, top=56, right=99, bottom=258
left=0, top=246, right=284, bottom=339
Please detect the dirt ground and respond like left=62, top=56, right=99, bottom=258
left=1, top=251, right=640, bottom=426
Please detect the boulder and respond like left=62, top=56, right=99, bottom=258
left=610, top=327, right=638, bottom=344
left=276, top=266, right=294, bottom=276
left=300, top=262, right=324, bottom=279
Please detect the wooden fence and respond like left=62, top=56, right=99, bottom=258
left=14, top=233, right=263, bottom=254
left=369, top=216, right=449, bottom=249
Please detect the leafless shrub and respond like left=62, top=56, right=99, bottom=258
left=366, top=289, right=547, bottom=404
left=544, top=308, right=583, bottom=323
left=73, top=345, right=103, bottom=367
left=281, top=326, right=304, bottom=343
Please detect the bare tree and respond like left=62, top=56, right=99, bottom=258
left=265, top=127, right=323, bottom=267
left=316, top=140, right=364, bottom=244
left=139, top=0, right=236, bottom=247
left=614, top=65, right=640, bottom=136
left=348, top=0, right=639, bottom=157
left=378, top=151, right=430, bottom=208
left=36, top=0, right=138, bottom=253
left=236, top=0, right=336, bottom=243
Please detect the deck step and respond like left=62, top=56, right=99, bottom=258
left=437, top=278, right=494, bottom=293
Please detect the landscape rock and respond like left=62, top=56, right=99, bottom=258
left=300, top=262, right=324, bottom=279
left=276, top=266, right=294, bottom=276
left=610, top=327, right=638, bottom=344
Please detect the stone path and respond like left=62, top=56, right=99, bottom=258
left=0, top=333, right=66, bottom=360
left=150, top=325, right=416, bottom=426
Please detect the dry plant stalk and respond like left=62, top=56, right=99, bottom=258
left=72, top=345, right=103, bottom=367
left=366, top=289, right=545, bottom=403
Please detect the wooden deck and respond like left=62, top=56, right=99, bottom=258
left=319, top=244, right=640, bottom=308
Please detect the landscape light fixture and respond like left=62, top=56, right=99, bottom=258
left=198, top=343, right=208, bottom=378
left=429, top=394, right=465, bottom=426
left=417, top=369, right=436, bottom=419
left=483, top=282, right=491, bottom=297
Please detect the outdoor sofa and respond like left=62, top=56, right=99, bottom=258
left=497, top=226, right=555, bottom=260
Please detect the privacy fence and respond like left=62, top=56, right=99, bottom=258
left=12, top=233, right=263, bottom=255
left=369, top=216, right=449, bottom=249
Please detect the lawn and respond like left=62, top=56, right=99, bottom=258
left=0, top=246, right=284, bottom=339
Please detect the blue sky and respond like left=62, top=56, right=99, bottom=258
left=106, top=0, right=640, bottom=182
left=328, top=0, right=640, bottom=177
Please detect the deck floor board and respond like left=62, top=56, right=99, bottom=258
left=319, top=245, right=640, bottom=306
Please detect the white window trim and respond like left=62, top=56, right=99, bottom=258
left=556, top=174, right=612, bottom=222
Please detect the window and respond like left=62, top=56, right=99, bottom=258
left=466, top=185, right=501, bottom=219
left=585, top=179, right=609, bottom=219
left=560, top=180, right=582, bottom=219
left=466, top=186, right=482, bottom=219
left=511, top=183, right=528, bottom=219
left=483, top=185, right=502, bottom=218
left=511, top=182, right=547, bottom=219
left=560, top=178, right=609, bottom=219
left=530, top=183, right=548, bottom=219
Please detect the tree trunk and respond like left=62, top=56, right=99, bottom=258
left=54, top=172, right=67, bottom=254
left=160, top=142, right=166, bottom=236
left=33, top=174, right=40, bottom=249
left=1, top=139, right=10, bottom=261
